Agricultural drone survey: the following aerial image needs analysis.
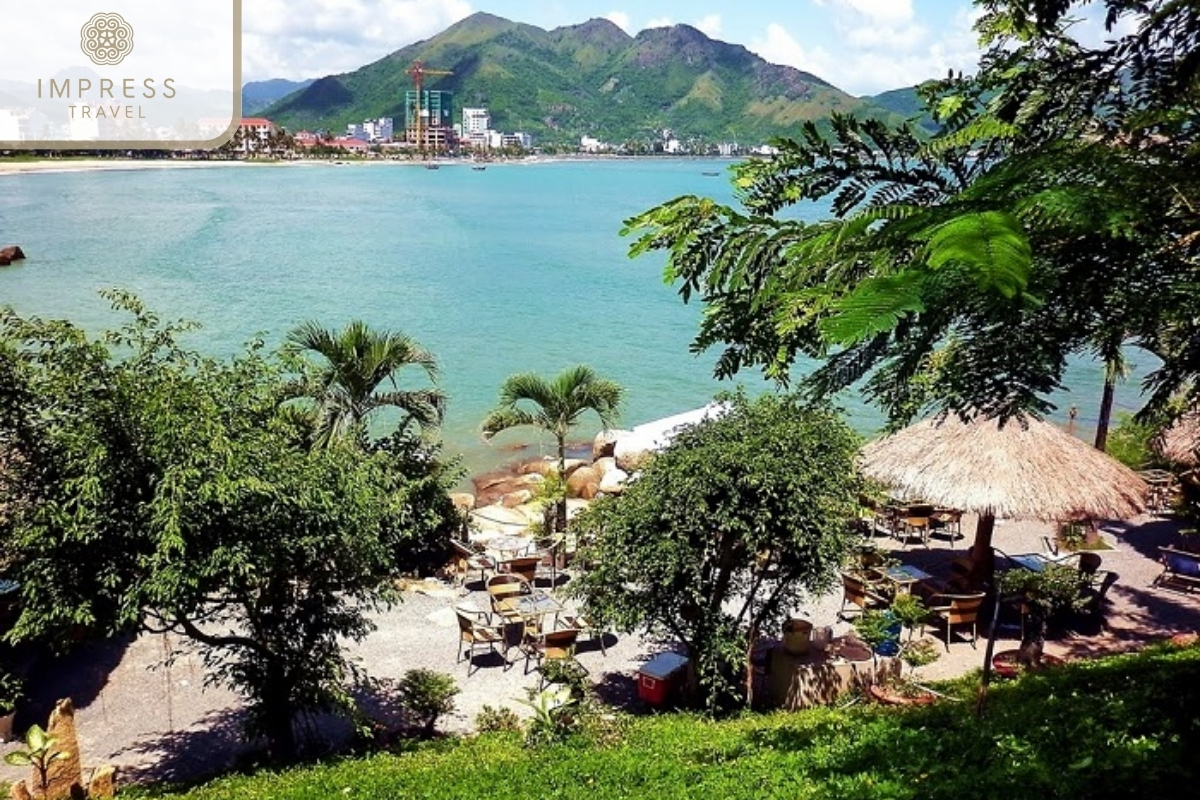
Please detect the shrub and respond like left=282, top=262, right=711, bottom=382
left=397, top=669, right=459, bottom=738
left=475, top=705, right=521, bottom=734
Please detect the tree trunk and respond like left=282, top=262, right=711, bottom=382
left=555, top=436, right=568, bottom=533
left=261, top=669, right=297, bottom=761
left=1094, top=373, right=1116, bottom=451
left=968, top=513, right=997, bottom=591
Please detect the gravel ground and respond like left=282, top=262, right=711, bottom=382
left=3, top=511, right=1198, bottom=787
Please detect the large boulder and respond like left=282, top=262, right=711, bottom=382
left=0, top=246, right=26, bottom=261
left=593, top=429, right=629, bottom=460
left=599, top=467, right=629, bottom=495
left=566, top=465, right=601, bottom=498
left=519, top=457, right=587, bottom=478
left=614, top=432, right=656, bottom=472
left=592, top=456, right=618, bottom=477
left=501, top=489, right=533, bottom=508
left=0, top=255, right=10, bottom=267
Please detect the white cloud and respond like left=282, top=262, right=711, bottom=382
left=604, top=11, right=633, bottom=35
left=750, top=23, right=836, bottom=81
left=646, top=17, right=673, bottom=29
left=752, top=6, right=981, bottom=95
left=694, top=14, right=722, bottom=38
left=840, top=0, right=915, bottom=25
left=242, top=0, right=473, bottom=81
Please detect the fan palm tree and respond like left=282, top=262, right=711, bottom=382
left=481, top=365, right=624, bottom=530
left=284, top=320, right=446, bottom=448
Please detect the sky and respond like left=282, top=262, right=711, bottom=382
left=242, top=0, right=1130, bottom=96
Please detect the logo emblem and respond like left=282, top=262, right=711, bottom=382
left=80, top=12, right=134, bottom=66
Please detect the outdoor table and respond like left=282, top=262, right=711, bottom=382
left=497, top=590, right=564, bottom=629
left=488, top=535, right=532, bottom=562
left=1007, top=553, right=1052, bottom=572
left=882, top=564, right=932, bottom=593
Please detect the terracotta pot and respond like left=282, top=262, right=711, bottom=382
left=867, top=683, right=937, bottom=706
left=991, top=649, right=1065, bottom=679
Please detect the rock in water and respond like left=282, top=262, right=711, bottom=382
left=0, top=246, right=25, bottom=262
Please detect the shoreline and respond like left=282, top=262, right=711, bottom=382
left=0, top=152, right=738, bottom=177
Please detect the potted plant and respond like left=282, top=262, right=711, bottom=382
left=996, top=563, right=1087, bottom=672
left=853, top=608, right=902, bottom=658
left=868, top=638, right=942, bottom=706
left=0, top=668, right=22, bottom=742
left=888, top=594, right=928, bottom=643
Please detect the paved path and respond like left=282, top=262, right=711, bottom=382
left=2, top=512, right=1197, bottom=787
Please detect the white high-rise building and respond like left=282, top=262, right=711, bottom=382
left=462, top=107, right=490, bottom=135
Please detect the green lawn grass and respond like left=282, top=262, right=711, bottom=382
left=128, top=642, right=1200, bottom=800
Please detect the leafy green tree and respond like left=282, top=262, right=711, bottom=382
left=571, top=393, right=862, bottom=711
left=283, top=320, right=446, bottom=449
left=0, top=295, right=445, bottom=760
left=623, top=0, right=1198, bottom=428
left=481, top=365, right=623, bottom=530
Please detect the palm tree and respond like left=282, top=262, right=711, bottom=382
left=284, top=320, right=446, bottom=448
left=481, top=365, right=624, bottom=530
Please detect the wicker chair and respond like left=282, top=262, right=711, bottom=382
left=837, top=571, right=889, bottom=620
left=923, top=592, right=986, bottom=651
left=523, top=627, right=583, bottom=680
left=451, top=540, right=496, bottom=588
left=455, top=609, right=506, bottom=674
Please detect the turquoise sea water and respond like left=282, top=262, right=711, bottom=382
left=0, top=158, right=1155, bottom=476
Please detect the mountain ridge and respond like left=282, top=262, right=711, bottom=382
left=262, top=12, right=913, bottom=144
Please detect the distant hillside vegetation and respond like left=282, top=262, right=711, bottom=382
left=263, top=12, right=908, bottom=143
left=242, top=78, right=314, bottom=115
left=864, top=85, right=937, bottom=131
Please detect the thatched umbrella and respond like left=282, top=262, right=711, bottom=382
left=860, top=414, right=1147, bottom=587
left=1152, top=411, right=1200, bottom=468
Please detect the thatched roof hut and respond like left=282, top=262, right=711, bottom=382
left=860, top=414, right=1147, bottom=522
left=861, top=414, right=1147, bottom=588
left=1152, top=412, right=1200, bottom=468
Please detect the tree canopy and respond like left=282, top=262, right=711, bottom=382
left=0, top=295, right=457, bottom=759
left=623, top=0, right=1199, bottom=426
left=571, top=392, right=862, bottom=711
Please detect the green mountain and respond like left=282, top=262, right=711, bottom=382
left=242, top=78, right=314, bottom=115
left=263, top=12, right=906, bottom=144
left=864, top=86, right=936, bottom=131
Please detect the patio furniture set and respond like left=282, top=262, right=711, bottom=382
left=450, top=534, right=603, bottom=681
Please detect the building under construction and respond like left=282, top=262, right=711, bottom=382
left=404, top=89, right=454, bottom=151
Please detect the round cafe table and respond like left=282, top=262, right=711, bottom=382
left=488, top=536, right=531, bottom=561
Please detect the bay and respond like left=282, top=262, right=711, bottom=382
left=0, top=158, right=1154, bottom=475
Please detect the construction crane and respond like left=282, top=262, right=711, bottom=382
left=406, top=60, right=452, bottom=157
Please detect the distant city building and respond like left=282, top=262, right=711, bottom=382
left=717, top=142, right=739, bottom=157
left=404, top=89, right=454, bottom=149
left=462, top=107, right=490, bottom=135
left=461, top=107, right=491, bottom=149
left=331, top=136, right=370, bottom=154
left=347, top=123, right=366, bottom=139
left=237, top=118, right=277, bottom=151
left=580, top=136, right=605, bottom=153
left=664, top=138, right=682, bottom=154
left=501, top=131, right=532, bottom=150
